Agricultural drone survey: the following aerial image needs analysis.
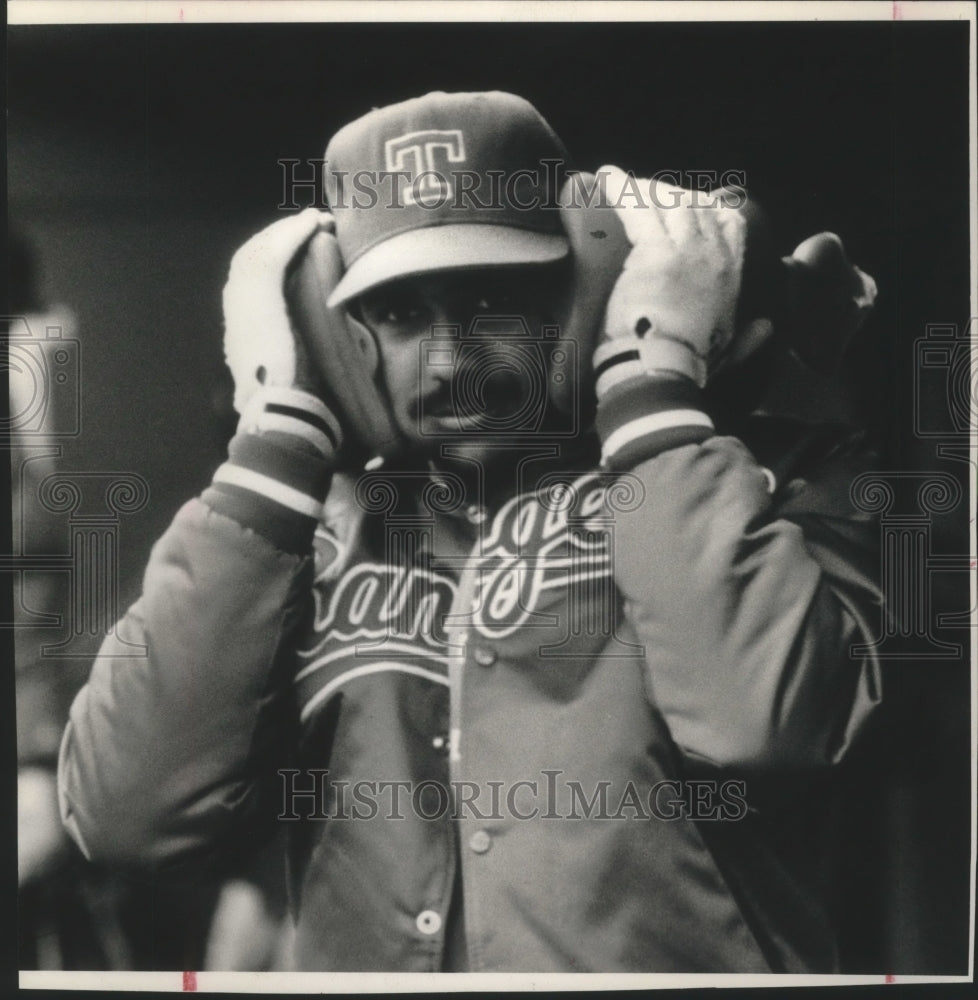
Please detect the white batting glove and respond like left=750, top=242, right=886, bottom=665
left=593, top=165, right=748, bottom=394
left=223, top=208, right=343, bottom=463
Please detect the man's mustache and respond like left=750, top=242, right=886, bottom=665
left=414, top=360, right=534, bottom=420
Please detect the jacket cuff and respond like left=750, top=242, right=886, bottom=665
left=202, top=432, right=333, bottom=554
left=596, top=375, right=714, bottom=471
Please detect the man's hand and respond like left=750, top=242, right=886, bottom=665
left=19, top=766, right=69, bottom=886
left=595, top=165, right=755, bottom=391
left=223, top=208, right=344, bottom=463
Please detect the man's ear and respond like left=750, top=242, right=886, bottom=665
left=344, top=310, right=380, bottom=378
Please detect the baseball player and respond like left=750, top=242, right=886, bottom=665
left=58, top=91, right=883, bottom=972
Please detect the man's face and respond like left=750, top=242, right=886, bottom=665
left=355, top=265, right=569, bottom=468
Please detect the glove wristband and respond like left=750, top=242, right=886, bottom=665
left=238, top=386, right=343, bottom=463
left=593, top=330, right=706, bottom=395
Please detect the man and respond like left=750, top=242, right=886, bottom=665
left=58, top=91, right=883, bottom=972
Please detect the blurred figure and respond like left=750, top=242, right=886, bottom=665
left=9, top=233, right=220, bottom=971
left=9, top=232, right=119, bottom=969
left=203, top=832, right=293, bottom=971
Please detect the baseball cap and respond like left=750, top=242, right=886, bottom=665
left=323, top=91, right=571, bottom=306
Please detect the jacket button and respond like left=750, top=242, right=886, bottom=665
left=469, top=830, right=492, bottom=854
left=473, top=646, right=497, bottom=667
left=466, top=504, right=487, bottom=525
left=415, top=909, right=442, bottom=935
left=431, top=734, right=450, bottom=753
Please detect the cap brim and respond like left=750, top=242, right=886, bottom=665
left=327, top=224, right=569, bottom=307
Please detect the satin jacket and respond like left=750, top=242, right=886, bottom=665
left=58, top=403, right=882, bottom=973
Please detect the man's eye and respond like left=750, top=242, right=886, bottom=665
left=361, top=294, right=425, bottom=327
left=385, top=303, right=422, bottom=324
left=472, top=291, right=518, bottom=314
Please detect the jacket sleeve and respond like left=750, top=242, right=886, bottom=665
left=58, top=422, right=334, bottom=871
left=597, top=375, right=883, bottom=774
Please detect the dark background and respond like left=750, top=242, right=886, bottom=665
left=6, top=19, right=974, bottom=974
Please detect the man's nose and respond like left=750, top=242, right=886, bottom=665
left=415, top=326, right=453, bottom=396
left=425, top=300, right=468, bottom=333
